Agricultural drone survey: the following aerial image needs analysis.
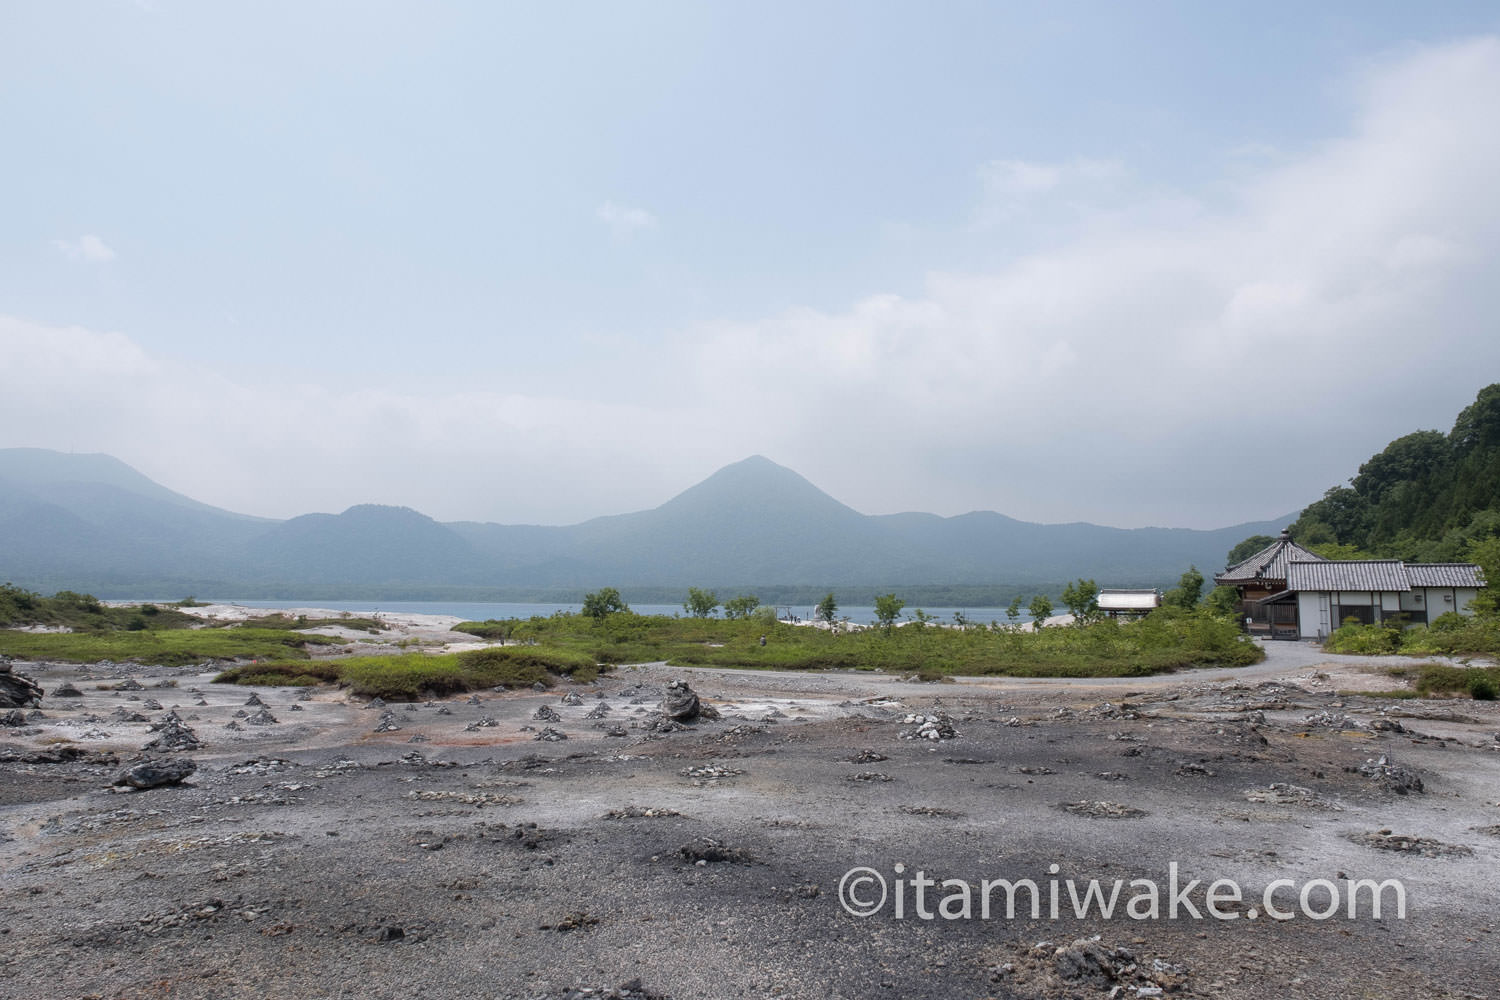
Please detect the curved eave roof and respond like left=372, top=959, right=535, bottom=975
left=1215, top=536, right=1327, bottom=585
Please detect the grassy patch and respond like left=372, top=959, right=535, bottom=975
left=0, top=626, right=343, bottom=667
left=218, top=612, right=384, bottom=634
left=456, top=607, right=1262, bottom=678
left=1400, top=662, right=1500, bottom=699
left=215, top=645, right=603, bottom=699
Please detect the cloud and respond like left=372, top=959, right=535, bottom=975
left=975, top=157, right=1125, bottom=224
left=596, top=201, right=657, bottom=236
left=680, top=37, right=1500, bottom=527
left=6, top=39, right=1500, bottom=534
left=52, top=234, right=117, bottom=263
left=0, top=314, right=690, bottom=525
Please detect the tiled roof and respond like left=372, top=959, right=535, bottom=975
left=1098, top=589, right=1161, bottom=610
left=1281, top=559, right=1486, bottom=592
left=1286, top=560, right=1411, bottom=592
left=1405, top=563, right=1486, bottom=588
left=1215, top=531, right=1327, bottom=585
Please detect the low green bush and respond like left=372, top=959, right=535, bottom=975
left=215, top=646, right=607, bottom=699
left=1402, top=662, right=1500, bottom=698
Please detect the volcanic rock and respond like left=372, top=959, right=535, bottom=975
left=113, top=758, right=197, bottom=790
left=0, top=662, right=44, bottom=708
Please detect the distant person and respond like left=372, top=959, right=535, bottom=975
left=759, top=635, right=766, bottom=647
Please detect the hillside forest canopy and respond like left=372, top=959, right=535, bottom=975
left=1288, top=383, right=1500, bottom=565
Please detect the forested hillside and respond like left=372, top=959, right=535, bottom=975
left=1290, top=383, right=1500, bottom=561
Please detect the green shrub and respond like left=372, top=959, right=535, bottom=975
left=1406, top=662, right=1500, bottom=698
left=1324, top=622, right=1401, bottom=655
left=214, top=645, right=606, bottom=699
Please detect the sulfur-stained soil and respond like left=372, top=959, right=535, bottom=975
left=2, top=635, right=1499, bottom=1000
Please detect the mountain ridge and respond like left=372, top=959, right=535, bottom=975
left=0, top=448, right=1292, bottom=597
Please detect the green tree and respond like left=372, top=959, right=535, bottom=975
left=682, top=587, right=719, bottom=618
left=815, top=592, right=838, bottom=622
left=1060, top=578, right=1099, bottom=623
left=1225, top=534, right=1274, bottom=567
left=1005, top=597, right=1023, bottom=627
left=1163, top=566, right=1204, bottom=610
left=1204, top=584, right=1242, bottom=618
left=873, top=593, right=905, bottom=628
left=723, top=594, right=760, bottom=620
left=1468, top=535, right=1500, bottom=616
left=581, top=587, right=629, bottom=620
left=1027, top=594, right=1053, bottom=628
left=1450, top=383, right=1500, bottom=457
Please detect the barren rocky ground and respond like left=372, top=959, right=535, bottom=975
left=3, top=628, right=1499, bottom=1000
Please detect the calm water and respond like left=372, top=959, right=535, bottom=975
left=198, top=599, right=1030, bottom=626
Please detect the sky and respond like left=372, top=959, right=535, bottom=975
left=4, top=1, right=1500, bottom=530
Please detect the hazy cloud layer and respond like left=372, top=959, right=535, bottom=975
left=597, top=201, right=658, bottom=237
left=5, top=38, right=1500, bottom=529
left=51, top=235, right=116, bottom=263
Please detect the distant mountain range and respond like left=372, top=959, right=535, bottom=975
left=0, top=449, right=1293, bottom=602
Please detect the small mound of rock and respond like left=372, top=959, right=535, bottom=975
left=661, top=679, right=719, bottom=722
left=1349, top=830, right=1473, bottom=858
left=143, top=713, right=202, bottom=752
left=1059, top=800, right=1147, bottom=819
left=605, top=805, right=682, bottom=819
left=533, top=705, right=561, bottom=722
left=1304, top=709, right=1361, bottom=729
left=545, top=979, right=670, bottom=1000
left=533, top=727, right=568, bottom=742
left=990, top=936, right=1188, bottom=996
left=898, top=712, right=958, bottom=741
left=1243, top=783, right=1343, bottom=811
left=676, top=838, right=754, bottom=864
left=1350, top=754, right=1424, bottom=795
left=680, top=764, right=743, bottom=781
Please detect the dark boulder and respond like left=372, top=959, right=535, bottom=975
left=113, top=758, right=197, bottom=790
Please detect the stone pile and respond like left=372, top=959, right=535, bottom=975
left=143, top=713, right=202, bottom=752
left=1352, top=754, right=1424, bottom=794
left=898, top=712, right=958, bottom=740
left=661, top=679, right=719, bottom=722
